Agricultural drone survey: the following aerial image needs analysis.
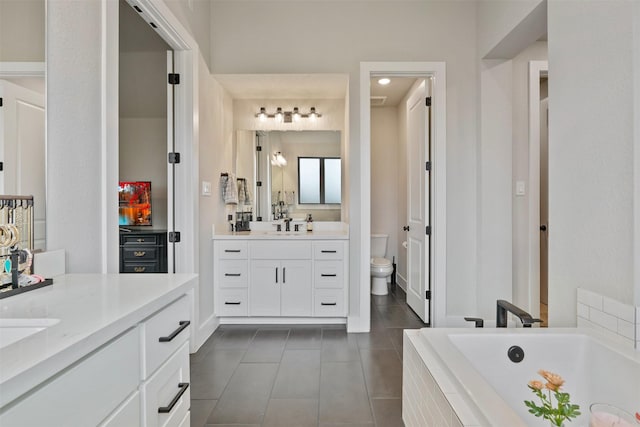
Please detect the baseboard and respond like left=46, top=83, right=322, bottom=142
left=396, top=273, right=407, bottom=292
left=192, top=313, right=219, bottom=353
left=219, top=317, right=346, bottom=326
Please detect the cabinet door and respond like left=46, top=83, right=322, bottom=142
left=250, top=260, right=280, bottom=316
left=281, top=260, right=312, bottom=316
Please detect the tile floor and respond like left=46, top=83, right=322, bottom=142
left=190, top=285, right=427, bottom=427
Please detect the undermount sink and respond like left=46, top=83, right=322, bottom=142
left=0, top=318, right=60, bottom=349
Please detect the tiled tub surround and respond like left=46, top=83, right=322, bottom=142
left=403, top=328, right=640, bottom=427
left=576, top=288, right=639, bottom=349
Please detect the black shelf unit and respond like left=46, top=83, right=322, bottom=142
left=119, top=230, right=168, bottom=273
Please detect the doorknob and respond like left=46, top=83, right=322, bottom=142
left=403, top=226, right=410, bottom=231
left=540, top=224, right=547, bottom=232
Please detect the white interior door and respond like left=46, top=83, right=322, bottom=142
left=167, top=50, right=175, bottom=273
left=405, top=79, right=431, bottom=323
left=0, top=79, right=46, bottom=250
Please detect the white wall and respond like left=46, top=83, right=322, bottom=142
left=211, top=0, right=479, bottom=328
left=634, top=1, right=640, bottom=308
left=47, top=0, right=104, bottom=272
left=547, top=1, right=636, bottom=326
left=0, top=0, right=44, bottom=62
left=162, top=0, right=211, bottom=68
left=371, top=107, right=399, bottom=277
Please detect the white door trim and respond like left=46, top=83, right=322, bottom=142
left=360, top=61, right=447, bottom=328
left=527, top=60, right=548, bottom=317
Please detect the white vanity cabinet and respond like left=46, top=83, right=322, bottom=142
left=213, top=236, right=348, bottom=321
left=0, top=294, right=191, bottom=427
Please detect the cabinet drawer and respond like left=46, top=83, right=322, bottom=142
left=142, top=341, right=190, bottom=427
left=123, top=247, right=158, bottom=261
left=314, top=289, right=345, bottom=317
left=314, top=260, right=344, bottom=288
left=122, top=234, right=161, bottom=245
left=216, top=289, right=248, bottom=316
left=313, top=242, right=344, bottom=260
left=0, top=328, right=140, bottom=427
left=122, top=262, right=161, bottom=273
left=142, top=296, right=190, bottom=379
left=218, top=260, right=249, bottom=288
left=250, top=241, right=311, bottom=259
left=217, top=241, right=248, bottom=259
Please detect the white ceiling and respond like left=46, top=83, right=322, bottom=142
left=370, top=76, right=418, bottom=107
left=214, top=74, right=349, bottom=99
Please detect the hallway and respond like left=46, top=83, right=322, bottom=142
left=190, top=286, right=427, bottom=427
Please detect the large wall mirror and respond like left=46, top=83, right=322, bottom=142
left=235, top=130, right=342, bottom=222
left=0, top=0, right=46, bottom=251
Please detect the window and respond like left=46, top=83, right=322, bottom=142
left=298, top=157, right=341, bottom=204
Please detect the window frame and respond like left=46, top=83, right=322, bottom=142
left=297, top=156, right=341, bottom=205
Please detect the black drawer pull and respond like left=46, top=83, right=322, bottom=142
left=321, top=274, right=337, bottom=277
left=283, top=267, right=286, bottom=283
left=225, top=273, right=241, bottom=277
left=224, top=249, right=241, bottom=253
left=321, top=302, right=337, bottom=306
left=159, top=320, right=190, bottom=342
left=275, top=267, right=278, bottom=283
left=158, top=382, right=189, bottom=413
left=225, top=301, right=241, bottom=305
left=321, top=250, right=337, bottom=253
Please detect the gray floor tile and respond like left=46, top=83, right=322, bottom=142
left=321, top=328, right=360, bottom=362
left=190, top=349, right=245, bottom=400
left=376, top=305, right=425, bottom=329
left=356, top=330, right=394, bottom=349
left=319, top=362, right=373, bottom=424
left=360, top=348, right=403, bottom=398
left=242, top=329, right=290, bottom=363
left=190, top=400, right=216, bottom=427
left=206, top=363, right=279, bottom=425
left=204, top=425, right=260, bottom=427
left=387, top=328, right=406, bottom=357
left=319, top=424, right=375, bottom=427
left=262, top=398, right=318, bottom=427
left=371, top=398, right=404, bottom=427
left=271, top=349, right=321, bottom=398
left=213, top=327, right=257, bottom=349
left=286, top=327, right=322, bottom=349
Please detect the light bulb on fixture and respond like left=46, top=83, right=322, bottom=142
left=378, top=78, right=390, bottom=85
left=257, top=107, right=267, bottom=121
left=293, top=107, right=301, bottom=122
left=309, top=107, right=318, bottom=121
left=271, top=151, right=287, bottom=167
left=275, top=107, right=284, bottom=122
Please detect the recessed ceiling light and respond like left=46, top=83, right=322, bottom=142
left=378, top=78, right=390, bottom=86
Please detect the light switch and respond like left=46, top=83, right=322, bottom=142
left=202, top=181, right=212, bottom=196
left=516, top=181, right=526, bottom=196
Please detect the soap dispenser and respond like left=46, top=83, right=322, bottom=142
left=306, top=214, right=313, bottom=232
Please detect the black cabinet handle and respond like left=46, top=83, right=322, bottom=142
left=321, top=302, right=337, bottom=306
left=321, top=250, right=337, bottom=253
left=225, top=273, right=241, bottom=277
left=225, top=301, right=241, bottom=305
left=321, top=274, right=337, bottom=277
left=283, top=267, right=286, bottom=283
left=275, top=267, right=278, bottom=283
left=159, top=320, right=190, bottom=342
left=224, top=249, right=241, bottom=253
left=158, top=382, right=189, bottom=413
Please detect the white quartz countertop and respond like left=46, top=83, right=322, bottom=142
left=212, top=230, right=349, bottom=240
left=0, top=273, right=196, bottom=407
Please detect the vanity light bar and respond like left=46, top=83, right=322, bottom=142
left=256, top=107, right=322, bottom=122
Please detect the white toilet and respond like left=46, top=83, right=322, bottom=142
left=371, top=234, right=393, bottom=295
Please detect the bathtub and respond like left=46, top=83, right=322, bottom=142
left=403, top=327, right=640, bottom=427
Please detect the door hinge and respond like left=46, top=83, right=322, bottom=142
left=425, top=290, right=431, bottom=300
left=168, top=152, right=180, bottom=164
left=425, top=97, right=431, bottom=107
left=426, top=226, right=431, bottom=236
left=0, top=162, right=3, bottom=171
left=425, top=161, right=431, bottom=171
left=256, top=145, right=262, bottom=152
left=168, top=231, right=181, bottom=243
left=0, top=97, right=3, bottom=107
left=168, top=73, right=180, bottom=85
left=256, top=181, right=262, bottom=187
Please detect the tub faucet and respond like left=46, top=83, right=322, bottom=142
left=496, top=300, right=542, bottom=328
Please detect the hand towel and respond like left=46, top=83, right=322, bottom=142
left=220, top=173, right=238, bottom=204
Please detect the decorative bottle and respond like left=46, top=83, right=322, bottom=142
left=306, top=214, right=313, bottom=232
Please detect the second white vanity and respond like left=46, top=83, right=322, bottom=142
left=213, top=224, right=349, bottom=324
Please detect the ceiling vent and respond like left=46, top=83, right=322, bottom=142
left=370, top=96, right=387, bottom=107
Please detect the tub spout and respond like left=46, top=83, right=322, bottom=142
left=464, top=317, right=484, bottom=328
left=496, top=300, right=542, bottom=328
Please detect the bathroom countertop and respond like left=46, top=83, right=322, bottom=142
left=0, top=273, right=196, bottom=407
left=212, top=229, right=349, bottom=240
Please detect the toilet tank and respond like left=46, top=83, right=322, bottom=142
left=371, top=234, right=388, bottom=258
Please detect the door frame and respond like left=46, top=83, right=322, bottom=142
left=527, top=60, right=548, bottom=318
left=360, top=62, right=446, bottom=328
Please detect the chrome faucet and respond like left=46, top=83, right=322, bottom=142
left=496, top=300, right=542, bottom=328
